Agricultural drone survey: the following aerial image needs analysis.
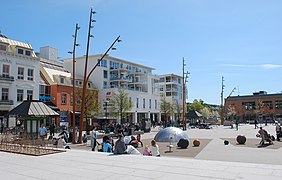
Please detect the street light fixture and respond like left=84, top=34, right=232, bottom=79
left=69, top=23, right=80, bottom=144
left=77, top=34, right=122, bottom=143
left=182, top=58, right=189, bottom=131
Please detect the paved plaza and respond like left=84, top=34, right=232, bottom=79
left=1, top=124, right=282, bottom=179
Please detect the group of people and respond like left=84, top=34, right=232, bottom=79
left=90, top=126, right=160, bottom=156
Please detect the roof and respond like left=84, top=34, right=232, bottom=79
left=227, top=93, right=282, bottom=100
left=0, top=36, right=37, bottom=57
left=8, top=100, right=59, bottom=117
left=63, top=54, right=155, bottom=71
left=186, top=110, right=202, bottom=119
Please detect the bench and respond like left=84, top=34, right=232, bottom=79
left=166, top=144, right=174, bottom=152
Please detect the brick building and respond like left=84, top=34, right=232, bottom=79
left=224, top=91, right=282, bottom=123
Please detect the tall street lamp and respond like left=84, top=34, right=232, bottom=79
left=78, top=35, right=122, bottom=143
left=182, top=58, right=189, bottom=131
left=68, top=23, right=80, bottom=144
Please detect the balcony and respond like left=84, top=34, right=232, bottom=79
left=0, top=74, right=14, bottom=81
left=110, top=76, right=131, bottom=82
left=0, top=100, right=14, bottom=105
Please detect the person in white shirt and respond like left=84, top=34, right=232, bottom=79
left=57, top=136, right=66, bottom=148
left=150, top=140, right=160, bottom=157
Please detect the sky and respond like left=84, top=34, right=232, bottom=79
left=1, top=0, right=282, bottom=105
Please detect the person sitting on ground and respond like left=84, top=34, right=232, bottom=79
left=57, top=136, right=67, bottom=148
left=103, top=139, right=113, bottom=153
left=114, top=134, right=127, bottom=155
left=151, top=140, right=160, bottom=157
left=137, top=134, right=143, bottom=147
left=82, top=134, right=88, bottom=144
left=143, top=145, right=152, bottom=156
left=128, top=135, right=138, bottom=148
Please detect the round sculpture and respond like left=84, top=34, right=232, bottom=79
left=193, top=139, right=200, bottom=147
left=154, top=127, right=189, bottom=142
left=224, top=140, right=229, bottom=145
left=177, top=138, right=189, bottom=149
left=236, top=135, right=246, bottom=144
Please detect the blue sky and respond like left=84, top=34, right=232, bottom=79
left=1, top=0, right=282, bottom=105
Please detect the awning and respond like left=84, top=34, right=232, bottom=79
left=7, top=100, right=59, bottom=117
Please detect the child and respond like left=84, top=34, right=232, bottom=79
left=143, top=145, right=152, bottom=156
left=151, top=140, right=160, bottom=157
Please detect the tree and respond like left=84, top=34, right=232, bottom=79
left=160, top=96, right=174, bottom=127
left=109, top=88, right=132, bottom=123
left=173, top=100, right=182, bottom=127
left=75, top=88, right=100, bottom=131
left=187, top=99, right=205, bottom=112
left=200, top=107, right=212, bottom=121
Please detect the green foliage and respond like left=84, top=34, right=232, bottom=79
left=200, top=107, right=212, bottom=120
left=75, top=88, right=100, bottom=118
left=187, top=99, right=205, bottom=112
left=160, top=96, right=174, bottom=115
left=109, top=88, right=132, bottom=122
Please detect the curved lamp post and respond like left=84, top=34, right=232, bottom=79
left=78, top=35, right=121, bottom=143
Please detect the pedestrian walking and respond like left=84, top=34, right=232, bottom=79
left=38, top=123, right=47, bottom=141
left=49, top=121, right=56, bottom=137
left=275, top=121, right=281, bottom=141
left=91, top=126, right=97, bottom=151
left=254, top=119, right=258, bottom=129
left=258, top=127, right=266, bottom=146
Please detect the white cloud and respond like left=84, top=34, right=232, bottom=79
left=220, top=63, right=282, bottom=69
left=260, top=64, right=282, bottom=69
left=220, top=64, right=249, bottom=67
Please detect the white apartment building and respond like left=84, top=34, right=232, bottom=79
left=63, top=54, right=161, bottom=123
left=158, top=74, right=183, bottom=123
left=0, top=34, right=39, bottom=128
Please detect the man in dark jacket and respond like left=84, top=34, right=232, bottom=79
left=114, top=134, right=127, bottom=154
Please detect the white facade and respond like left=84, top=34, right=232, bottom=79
left=63, top=54, right=161, bottom=123
left=0, top=35, right=40, bottom=127
left=158, top=74, right=184, bottom=122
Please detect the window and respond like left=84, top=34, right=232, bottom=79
left=103, top=81, right=108, bottom=89
left=61, top=93, right=67, bottom=104
left=27, top=69, right=34, bottom=81
left=27, top=90, right=33, bottom=100
left=60, top=76, right=65, bottom=84
left=275, top=100, right=282, bottom=109
left=17, top=89, right=24, bottom=102
left=160, top=78, right=165, bottom=82
left=18, top=48, right=24, bottom=55
left=25, top=50, right=31, bottom=56
left=17, top=67, right=24, bottom=80
left=2, top=88, right=9, bottom=101
left=0, top=44, right=7, bottom=51
left=149, top=99, right=151, bottom=109
left=155, top=100, right=157, bottom=109
left=100, top=59, right=107, bottom=67
left=136, top=98, right=139, bottom=108
left=143, top=98, right=145, bottom=108
left=103, top=70, right=108, bottom=79
left=263, top=101, right=273, bottom=110
left=242, top=102, right=256, bottom=111
left=2, top=64, right=9, bottom=77
left=129, top=97, right=132, bottom=105
left=70, top=94, right=73, bottom=104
